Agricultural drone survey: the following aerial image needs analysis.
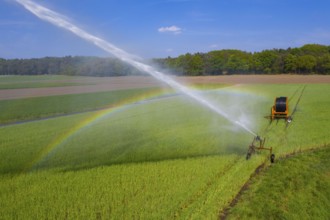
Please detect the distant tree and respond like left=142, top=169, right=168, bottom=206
left=316, top=54, right=330, bottom=74
left=284, top=54, right=298, bottom=73
left=300, top=44, right=329, bottom=56
left=203, top=50, right=227, bottom=75
left=0, top=58, right=5, bottom=74
left=252, top=50, right=278, bottom=74
left=186, top=53, right=204, bottom=76
left=225, top=52, right=251, bottom=74
left=297, top=55, right=317, bottom=74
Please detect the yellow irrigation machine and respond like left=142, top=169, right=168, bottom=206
left=247, top=96, right=293, bottom=163
left=267, top=96, right=292, bottom=122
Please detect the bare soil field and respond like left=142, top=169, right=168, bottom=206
left=1, top=75, right=329, bottom=100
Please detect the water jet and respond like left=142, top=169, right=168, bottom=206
left=15, top=0, right=257, bottom=136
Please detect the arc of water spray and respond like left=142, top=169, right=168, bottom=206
left=15, top=0, right=257, bottom=136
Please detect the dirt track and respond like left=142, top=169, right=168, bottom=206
left=1, top=75, right=329, bottom=100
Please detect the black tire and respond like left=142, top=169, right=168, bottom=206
left=270, top=154, right=275, bottom=163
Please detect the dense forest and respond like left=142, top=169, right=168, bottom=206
left=155, top=44, right=330, bottom=75
left=0, top=44, right=329, bottom=76
left=0, top=56, right=146, bottom=76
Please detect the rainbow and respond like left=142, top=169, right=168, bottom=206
left=24, top=88, right=174, bottom=172
left=24, top=84, right=263, bottom=172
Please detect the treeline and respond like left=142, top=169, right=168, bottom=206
left=0, top=56, right=145, bottom=76
left=155, top=44, right=330, bottom=75
left=0, top=44, right=329, bottom=76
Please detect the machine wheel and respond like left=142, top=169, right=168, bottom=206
left=246, top=152, right=251, bottom=160
left=270, top=154, right=275, bottom=163
left=287, top=116, right=292, bottom=123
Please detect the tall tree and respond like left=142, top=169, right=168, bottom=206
left=297, top=55, right=317, bottom=73
left=284, top=54, right=298, bottom=73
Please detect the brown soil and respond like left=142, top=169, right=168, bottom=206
left=1, top=75, right=329, bottom=100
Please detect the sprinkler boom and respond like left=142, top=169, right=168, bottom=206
left=246, top=135, right=275, bottom=163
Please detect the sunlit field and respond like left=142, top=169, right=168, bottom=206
left=0, top=76, right=329, bottom=219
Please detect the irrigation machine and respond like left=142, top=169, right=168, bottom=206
left=247, top=96, right=293, bottom=163
left=265, top=96, right=292, bottom=123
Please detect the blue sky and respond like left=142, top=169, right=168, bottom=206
left=1, top=0, right=330, bottom=59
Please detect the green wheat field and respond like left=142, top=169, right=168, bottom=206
left=0, top=76, right=329, bottom=219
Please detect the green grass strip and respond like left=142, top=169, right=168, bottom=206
left=0, top=87, right=166, bottom=124
left=227, top=147, right=330, bottom=220
left=0, top=82, right=91, bottom=89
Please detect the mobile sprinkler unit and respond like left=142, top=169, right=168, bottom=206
left=246, top=136, right=275, bottom=163
left=265, top=96, right=292, bottom=123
